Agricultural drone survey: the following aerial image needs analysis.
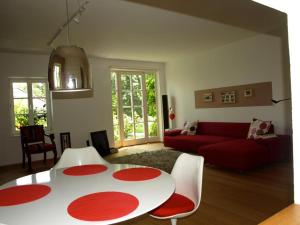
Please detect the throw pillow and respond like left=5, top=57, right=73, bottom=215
left=181, top=121, right=198, bottom=135
left=247, top=119, right=272, bottom=139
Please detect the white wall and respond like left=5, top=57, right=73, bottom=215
left=166, top=34, right=292, bottom=134
left=0, top=52, right=165, bottom=166
left=0, top=53, right=51, bottom=166
left=0, top=34, right=292, bottom=166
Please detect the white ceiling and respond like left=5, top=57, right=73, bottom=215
left=0, top=0, right=261, bottom=62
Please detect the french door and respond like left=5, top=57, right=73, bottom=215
left=111, top=70, right=159, bottom=147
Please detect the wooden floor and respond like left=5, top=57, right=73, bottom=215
left=0, top=143, right=294, bottom=225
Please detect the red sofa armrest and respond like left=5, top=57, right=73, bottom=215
left=256, top=135, right=292, bottom=162
left=164, top=129, right=182, bottom=136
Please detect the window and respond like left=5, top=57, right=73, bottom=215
left=111, top=70, right=159, bottom=147
left=10, top=78, right=52, bottom=134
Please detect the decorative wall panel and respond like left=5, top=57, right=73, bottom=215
left=195, top=82, right=272, bottom=108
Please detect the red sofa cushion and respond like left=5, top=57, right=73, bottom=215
left=164, top=135, right=233, bottom=153
left=163, top=122, right=286, bottom=171
left=196, top=122, right=251, bottom=138
left=164, top=129, right=182, bottom=136
left=197, top=139, right=269, bottom=171
left=150, top=193, right=195, bottom=217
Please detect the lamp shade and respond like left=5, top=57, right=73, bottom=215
left=48, top=45, right=92, bottom=92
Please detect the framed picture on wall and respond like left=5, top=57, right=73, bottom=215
left=244, top=88, right=253, bottom=97
left=221, top=91, right=236, bottom=104
left=60, top=132, right=71, bottom=152
left=203, top=92, right=213, bottom=102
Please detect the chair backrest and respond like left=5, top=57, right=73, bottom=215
left=90, top=130, right=111, bottom=156
left=53, top=146, right=109, bottom=169
left=171, top=153, right=204, bottom=212
left=20, top=125, right=45, bottom=144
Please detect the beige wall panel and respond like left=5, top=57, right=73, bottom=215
left=195, top=82, right=272, bottom=108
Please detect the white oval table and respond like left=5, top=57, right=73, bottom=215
left=0, top=164, right=175, bottom=225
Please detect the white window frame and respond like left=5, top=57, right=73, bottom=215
left=111, top=69, right=160, bottom=147
left=9, top=77, right=52, bottom=135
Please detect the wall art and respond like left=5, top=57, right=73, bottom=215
left=203, top=92, right=213, bottom=102
left=221, top=91, right=236, bottom=104
left=244, top=88, right=253, bottom=97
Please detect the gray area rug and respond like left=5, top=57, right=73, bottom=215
left=107, top=150, right=181, bottom=173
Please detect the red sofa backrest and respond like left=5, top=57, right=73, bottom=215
left=196, top=122, right=275, bottom=138
left=196, top=122, right=251, bottom=139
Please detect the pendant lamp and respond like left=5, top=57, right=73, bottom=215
left=48, top=0, right=91, bottom=92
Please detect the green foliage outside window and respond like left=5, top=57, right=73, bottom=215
left=111, top=73, right=120, bottom=141
left=12, top=81, right=48, bottom=131
left=14, top=105, right=47, bottom=130
left=146, top=74, right=158, bottom=137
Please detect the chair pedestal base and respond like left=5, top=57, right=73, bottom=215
left=171, top=218, right=177, bottom=225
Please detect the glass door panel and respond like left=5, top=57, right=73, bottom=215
left=133, top=90, right=142, bottom=106
left=111, top=72, right=121, bottom=145
left=123, top=107, right=134, bottom=140
left=111, top=70, right=159, bottom=147
left=146, top=73, right=158, bottom=138
left=135, top=123, right=145, bottom=139
left=134, top=106, right=145, bottom=139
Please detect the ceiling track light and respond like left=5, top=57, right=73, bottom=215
left=47, top=0, right=89, bottom=47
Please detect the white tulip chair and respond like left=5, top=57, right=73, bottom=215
left=53, top=146, right=109, bottom=169
left=150, top=153, right=204, bottom=225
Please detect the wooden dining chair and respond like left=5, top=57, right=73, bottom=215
left=20, top=125, right=57, bottom=171
left=53, top=146, right=110, bottom=169
left=149, top=153, right=204, bottom=225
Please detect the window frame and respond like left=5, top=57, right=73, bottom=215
left=111, top=69, right=160, bottom=147
left=9, top=77, right=52, bottom=135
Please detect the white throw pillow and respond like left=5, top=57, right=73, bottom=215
left=181, top=121, right=198, bottom=135
left=247, top=119, right=272, bottom=139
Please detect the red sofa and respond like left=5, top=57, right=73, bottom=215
left=164, top=122, right=292, bottom=171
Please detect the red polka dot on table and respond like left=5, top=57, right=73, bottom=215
left=63, top=164, right=108, bottom=176
left=113, top=167, right=161, bottom=181
left=0, top=184, right=51, bottom=206
left=67, top=191, right=139, bottom=221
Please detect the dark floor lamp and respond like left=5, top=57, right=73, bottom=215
left=271, top=98, right=291, bottom=104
